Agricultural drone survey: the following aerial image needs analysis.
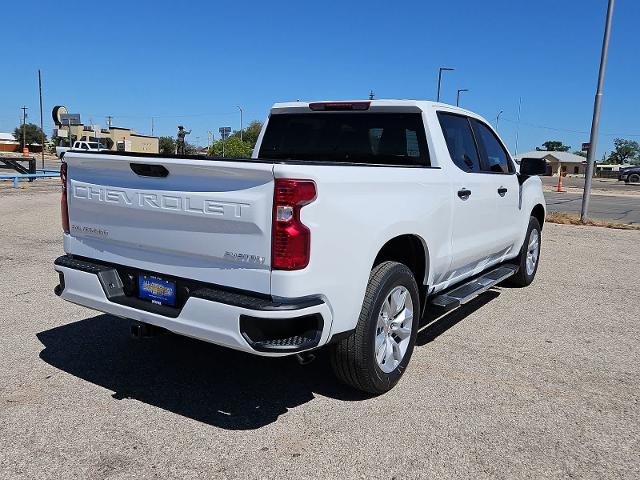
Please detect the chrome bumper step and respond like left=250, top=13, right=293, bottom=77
left=430, top=265, right=518, bottom=309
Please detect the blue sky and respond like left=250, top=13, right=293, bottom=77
left=1, top=0, right=638, bottom=158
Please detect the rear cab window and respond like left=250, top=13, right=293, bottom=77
left=259, top=112, right=430, bottom=166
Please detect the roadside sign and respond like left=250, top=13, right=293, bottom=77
left=219, top=126, right=232, bottom=140
left=582, top=142, right=591, bottom=151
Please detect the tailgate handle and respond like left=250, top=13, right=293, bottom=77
left=130, top=163, right=169, bottom=178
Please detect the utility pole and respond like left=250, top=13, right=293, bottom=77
left=106, top=115, right=113, bottom=129
left=151, top=117, right=155, bottom=136
left=369, top=90, right=375, bottom=100
left=236, top=106, right=243, bottom=142
left=495, top=110, right=504, bottom=131
left=38, top=70, right=45, bottom=167
left=456, top=89, right=468, bottom=107
left=21, top=106, right=28, bottom=152
left=581, top=0, right=615, bottom=224
left=436, top=67, right=454, bottom=102
left=514, top=97, right=522, bottom=156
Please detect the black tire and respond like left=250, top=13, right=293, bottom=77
left=329, top=261, right=420, bottom=394
left=629, top=173, right=640, bottom=183
left=506, top=216, right=542, bottom=287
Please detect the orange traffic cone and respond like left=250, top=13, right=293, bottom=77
left=556, top=171, right=565, bottom=192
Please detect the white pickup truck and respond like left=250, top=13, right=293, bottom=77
left=54, top=100, right=546, bottom=393
left=55, top=140, right=106, bottom=159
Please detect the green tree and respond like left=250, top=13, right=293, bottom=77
left=230, top=120, right=263, bottom=148
left=13, top=123, right=47, bottom=147
left=184, top=142, right=198, bottom=155
left=159, top=136, right=176, bottom=155
left=209, top=136, right=253, bottom=158
left=572, top=150, right=587, bottom=158
left=607, top=138, right=639, bottom=165
left=536, top=140, right=570, bottom=152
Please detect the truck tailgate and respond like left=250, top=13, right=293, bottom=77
left=64, top=153, right=274, bottom=294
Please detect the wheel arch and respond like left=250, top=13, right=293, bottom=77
left=531, top=203, right=545, bottom=230
left=372, top=234, right=429, bottom=287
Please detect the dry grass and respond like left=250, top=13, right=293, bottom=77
left=546, top=211, right=640, bottom=231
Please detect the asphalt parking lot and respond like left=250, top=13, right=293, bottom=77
left=544, top=191, right=640, bottom=224
left=1, top=190, right=639, bottom=479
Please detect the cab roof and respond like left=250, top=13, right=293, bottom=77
left=271, top=99, right=477, bottom=116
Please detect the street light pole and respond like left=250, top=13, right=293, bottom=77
left=456, top=89, right=468, bottom=107
left=236, top=106, right=243, bottom=142
left=496, top=110, right=504, bottom=131
left=581, top=0, right=615, bottom=224
left=436, top=67, right=454, bottom=102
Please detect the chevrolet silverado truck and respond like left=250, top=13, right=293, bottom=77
left=54, top=100, right=546, bottom=394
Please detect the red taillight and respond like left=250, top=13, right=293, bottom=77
left=272, top=179, right=317, bottom=270
left=60, top=162, right=69, bottom=233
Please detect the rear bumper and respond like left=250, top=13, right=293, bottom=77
left=54, top=255, right=332, bottom=356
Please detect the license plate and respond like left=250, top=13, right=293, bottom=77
left=138, top=275, right=176, bottom=306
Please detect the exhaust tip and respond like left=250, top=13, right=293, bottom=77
left=295, top=352, right=316, bottom=366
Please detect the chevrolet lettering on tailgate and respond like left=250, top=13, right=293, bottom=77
left=72, top=183, right=249, bottom=218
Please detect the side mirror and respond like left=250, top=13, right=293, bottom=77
left=519, top=157, right=547, bottom=176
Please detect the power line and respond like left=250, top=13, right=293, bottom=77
left=500, top=117, right=640, bottom=138
left=85, top=111, right=240, bottom=120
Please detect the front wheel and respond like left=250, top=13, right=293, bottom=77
left=330, top=261, right=420, bottom=394
left=506, top=216, right=542, bottom=287
left=628, top=173, right=640, bottom=183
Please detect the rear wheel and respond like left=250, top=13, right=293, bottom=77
left=628, top=173, right=640, bottom=183
left=330, top=261, right=420, bottom=394
left=506, top=216, right=541, bottom=287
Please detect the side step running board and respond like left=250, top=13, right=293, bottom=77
left=430, top=265, right=518, bottom=309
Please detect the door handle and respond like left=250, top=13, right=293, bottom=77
left=457, top=188, right=471, bottom=200
left=497, top=186, right=508, bottom=197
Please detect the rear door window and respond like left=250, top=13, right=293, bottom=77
left=259, top=113, right=430, bottom=166
left=470, top=119, right=513, bottom=173
left=436, top=113, right=481, bottom=172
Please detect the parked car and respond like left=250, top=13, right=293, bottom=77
left=53, top=100, right=546, bottom=393
left=618, top=166, right=640, bottom=183
left=55, top=141, right=106, bottom=160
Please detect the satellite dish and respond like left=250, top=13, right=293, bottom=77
left=52, top=106, right=68, bottom=126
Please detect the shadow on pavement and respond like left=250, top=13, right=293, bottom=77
left=37, top=314, right=369, bottom=430
left=416, top=290, right=500, bottom=346
left=37, top=291, right=500, bottom=430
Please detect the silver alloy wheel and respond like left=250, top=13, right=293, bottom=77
left=375, top=286, right=414, bottom=373
left=526, top=228, right=540, bottom=276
